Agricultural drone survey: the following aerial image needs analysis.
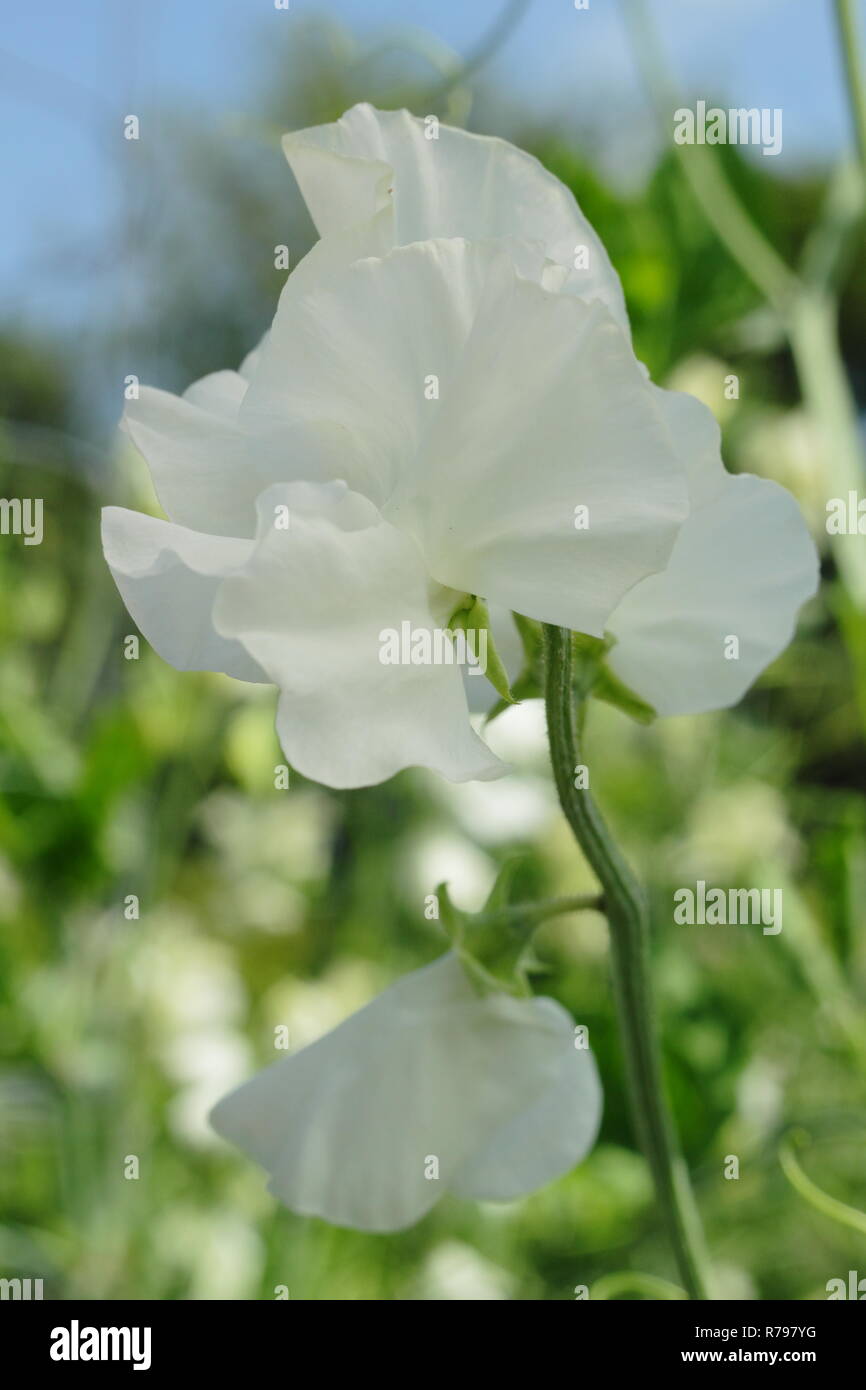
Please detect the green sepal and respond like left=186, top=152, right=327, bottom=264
left=485, top=616, right=657, bottom=729
left=484, top=668, right=540, bottom=725
left=591, top=663, right=657, bottom=725
left=435, top=860, right=538, bottom=998
left=434, top=880, right=464, bottom=942
left=449, top=594, right=515, bottom=706
left=572, top=631, right=657, bottom=725
left=518, top=947, right=550, bottom=977
left=479, top=855, right=525, bottom=914
left=570, top=632, right=611, bottom=699
left=484, top=612, right=542, bottom=726
left=513, top=612, right=544, bottom=665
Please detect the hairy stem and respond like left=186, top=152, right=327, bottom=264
left=543, top=624, right=711, bottom=1300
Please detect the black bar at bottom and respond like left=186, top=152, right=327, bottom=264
left=4, top=1297, right=861, bottom=1374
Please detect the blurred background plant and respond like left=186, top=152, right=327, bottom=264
left=1, top=0, right=865, bottom=1300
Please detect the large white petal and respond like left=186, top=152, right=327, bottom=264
left=240, top=237, right=501, bottom=510
left=275, top=204, right=395, bottom=304
left=122, top=383, right=344, bottom=541
left=282, top=103, right=627, bottom=329
left=607, top=471, right=819, bottom=715
left=210, top=953, right=594, bottom=1232
left=101, top=506, right=266, bottom=682
left=653, top=384, right=727, bottom=507
left=242, top=239, right=688, bottom=637
left=120, top=209, right=393, bottom=541
left=449, top=1011, right=602, bottom=1202
left=122, top=386, right=254, bottom=538
left=181, top=369, right=248, bottom=420
left=212, top=480, right=505, bottom=788
left=405, top=258, right=689, bottom=635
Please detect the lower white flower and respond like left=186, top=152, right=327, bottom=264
left=210, top=952, right=601, bottom=1232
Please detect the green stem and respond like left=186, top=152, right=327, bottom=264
left=835, top=0, right=866, bottom=183
left=478, top=893, right=604, bottom=932
left=543, top=624, right=711, bottom=1300
left=427, top=0, right=532, bottom=104
left=592, top=1271, right=687, bottom=1301
left=626, top=0, right=798, bottom=313
left=787, top=289, right=866, bottom=605
left=780, top=1130, right=866, bottom=1237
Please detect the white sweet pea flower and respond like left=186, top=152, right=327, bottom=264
left=282, top=104, right=819, bottom=717
left=104, top=236, right=688, bottom=787
left=210, top=952, right=601, bottom=1232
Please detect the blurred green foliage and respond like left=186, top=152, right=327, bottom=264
left=1, top=16, right=865, bottom=1300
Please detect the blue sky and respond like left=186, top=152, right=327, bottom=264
left=1, top=0, right=863, bottom=329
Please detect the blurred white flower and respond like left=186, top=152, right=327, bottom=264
left=669, top=780, right=800, bottom=882
left=411, top=1240, right=516, bottom=1300
left=197, top=788, right=335, bottom=933
left=664, top=353, right=740, bottom=425
left=480, top=698, right=549, bottom=766
left=736, top=1056, right=785, bottom=1138
left=162, top=1030, right=251, bottom=1089
left=402, top=830, right=497, bottom=912
left=153, top=1205, right=264, bottom=1300
left=261, top=957, right=385, bottom=1051
left=440, top=774, right=555, bottom=847
left=211, top=952, right=601, bottom=1232
left=711, top=1264, right=759, bottom=1302
left=131, top=914, right=246, bottom=1032
left=165, top=1028, right=253, bottom=1150
left=738, top=407, right=829, bottom=542
left=436, top=705, right=557, bottom=846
